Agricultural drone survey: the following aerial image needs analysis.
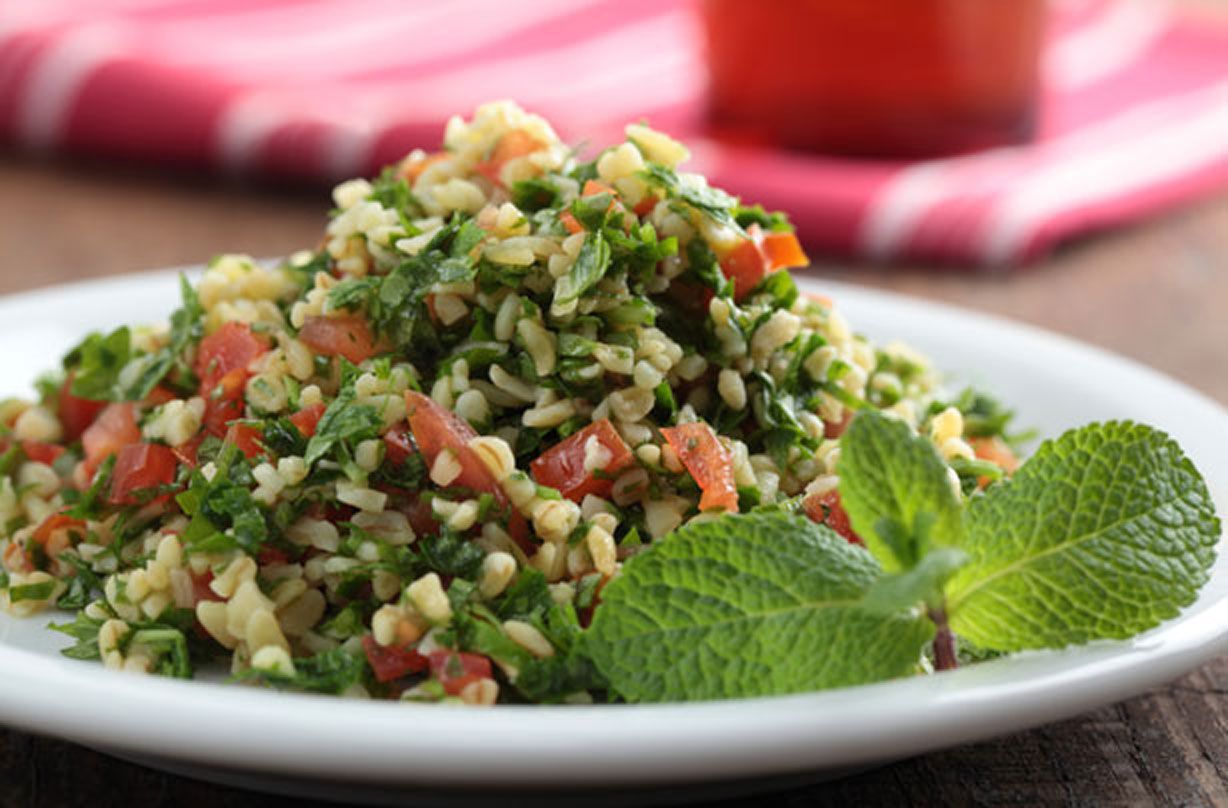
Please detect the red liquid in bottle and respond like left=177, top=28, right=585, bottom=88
left=704, top=0, right=1048, bottom=157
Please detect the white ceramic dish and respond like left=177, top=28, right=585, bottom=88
left=0, top=269, right=1225, bottom=805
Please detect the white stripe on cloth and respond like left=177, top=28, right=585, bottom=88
left=978, top=80, right=1228, bottom=265
left=14, top=23, right=129, bottom=150
left=857, top=65, right=1226, bottom=264
left=1045, top=0, right=1171, bottom=90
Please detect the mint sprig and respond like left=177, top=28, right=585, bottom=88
left=947, top=421, right=1220, bottom=650
left=580, top=410, right=1220, bottom=702
left=583, top=511, right=934, bottom=702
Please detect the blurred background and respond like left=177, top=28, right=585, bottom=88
left=0, top=0, right=1227, bottom=804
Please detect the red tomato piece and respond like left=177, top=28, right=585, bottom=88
left=427, top=649, right=492, bottom=696
left=32, top=512, right=86, bottom=546
left=173, top=434, right=205, bottom=468
left=201, top=368, right=246, bottom=437
left=970, top=435, right=1019, bottom=473
left=559, top=210, right=584, bottom=235
left=20, top=440, right=65, bottom=465
left=633, top=196, right=658, bottom=217
left=801, top=490, right=863, bottom=545
left=969, top=435, right=1019, bottom=488
left=190, top=569, right=223, bottom=605
left=196, top=322, right=267, bottom=391
left=404, top=391, right=503, bottom=499
left=660, top=423, right=739, bottom=513
left=761, top=230, right=809, bottom=270
left=530, top=419, right=634, bottom=503
left=289, top=403, right=327, bottom=438
left=108, top=443, right=178, bottom=506
left=299, top=315, right=382, bottom=365
left=474, top=130, right=544, bottom=186
left=57, top=374, right=107, bottom=442
left=399, top=150, right=448, bottom=185
left=582, top=179, right=617, bottom=197
left=82, top=402, right=141, bottom=471
left=824, top=410, right=855, bottom=439
left=224, top=422, right=264, bottom=459
left=400, top=495, right=440, bottom=537
left=143, top=385, right=178, bottom=407
left=383, top=424, right=415, bottom=466
left=363, top=635, right=430, bottom=683
left=506, top=511, right=534, bottom=556
left=719, top=232, right=771, bottom=302
left=257, top=546, right=290, bottom=566
left=718, top=224, right=808, bottom=302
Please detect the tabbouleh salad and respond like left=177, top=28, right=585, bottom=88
left=3, top=102, right=1200, bottom=706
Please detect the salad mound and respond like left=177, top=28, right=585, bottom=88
left=0, top=102, right=1216, bottom=705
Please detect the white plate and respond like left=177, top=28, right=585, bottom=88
left=0, top=269, right=1226, bottom=804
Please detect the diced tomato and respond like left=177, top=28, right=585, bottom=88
left=399, top=150, right=448, bottom=185
left=559, top=210, right=584, bottom=235
left=196, top=323, right=266, bottom=439
left=969, top=435, right=1019, bottom=488
left=404, top=391, right=502, bottom=498
left=108, top=443, right=178, bottom=506
left=660, top=423, right=739, bottom=513
left=201, top=368, right=247, bottom=437
left=196, top=322, right=267, bottom=390
left=383, top=424, right=415, bottom=466
left=719, top=232, right=770, bottom=302
left=223, top=422, right=264, bottom=459
left=633, top=196, right=658, bottom=217
left=57, top=374, right=107, bottom=442
left=427, top=649, right=492, bottom=696
left=530, top=419, right=634, bottom=503
left=970, top=435, right=1019, bottom=473
left=401, top=495, right=440, bottom=537
left=289, top=403, right=327, bottom=438
left=719, top=224, right=809, bottom=302
left=474, top=130, right=544, bottom=186
left=582, top=179, right=617, bottom=197
left=82, top=402, right=141, bottom=471
left=299, top=315, right=383, bottom=364
left=560, top=180, right=623, bottom=234
left=32, top=512, right=86, bottom=546
left=824, top=410, right=855, bottom=439
left=801, top=490, right=863, bottom=545
left=20, top=440, right=65, bottom=465
left=190, top=569, right=223, bottom=604
left=363, top=635, right=430, bottom=683
left=257, top=546, right=290, bottom=566
left=143, top=385, right=178, bottom=407
left=173, top=434, right=205, bottom=467
left=761, top=230, right=809, bottom=270
left=506, top=511, right=532, bottom=554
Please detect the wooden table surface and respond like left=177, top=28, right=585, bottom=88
left=1, top=145, right=1227, bottom=805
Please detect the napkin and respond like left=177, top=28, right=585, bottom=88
left=1, top=0, right=1225, bottom=266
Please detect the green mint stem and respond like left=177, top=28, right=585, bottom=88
left=928, top=606, right=958, bottom=672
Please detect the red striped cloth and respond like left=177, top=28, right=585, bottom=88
left=1, top=0, right=1226, bottom=266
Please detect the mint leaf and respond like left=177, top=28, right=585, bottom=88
left=861, top=547, right=968, bottom=616
left=583, top=511, right=933, bottom=702
left=839, top=411, right=963, bottom=572
left=946, top=421, right=1220, bottom=651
